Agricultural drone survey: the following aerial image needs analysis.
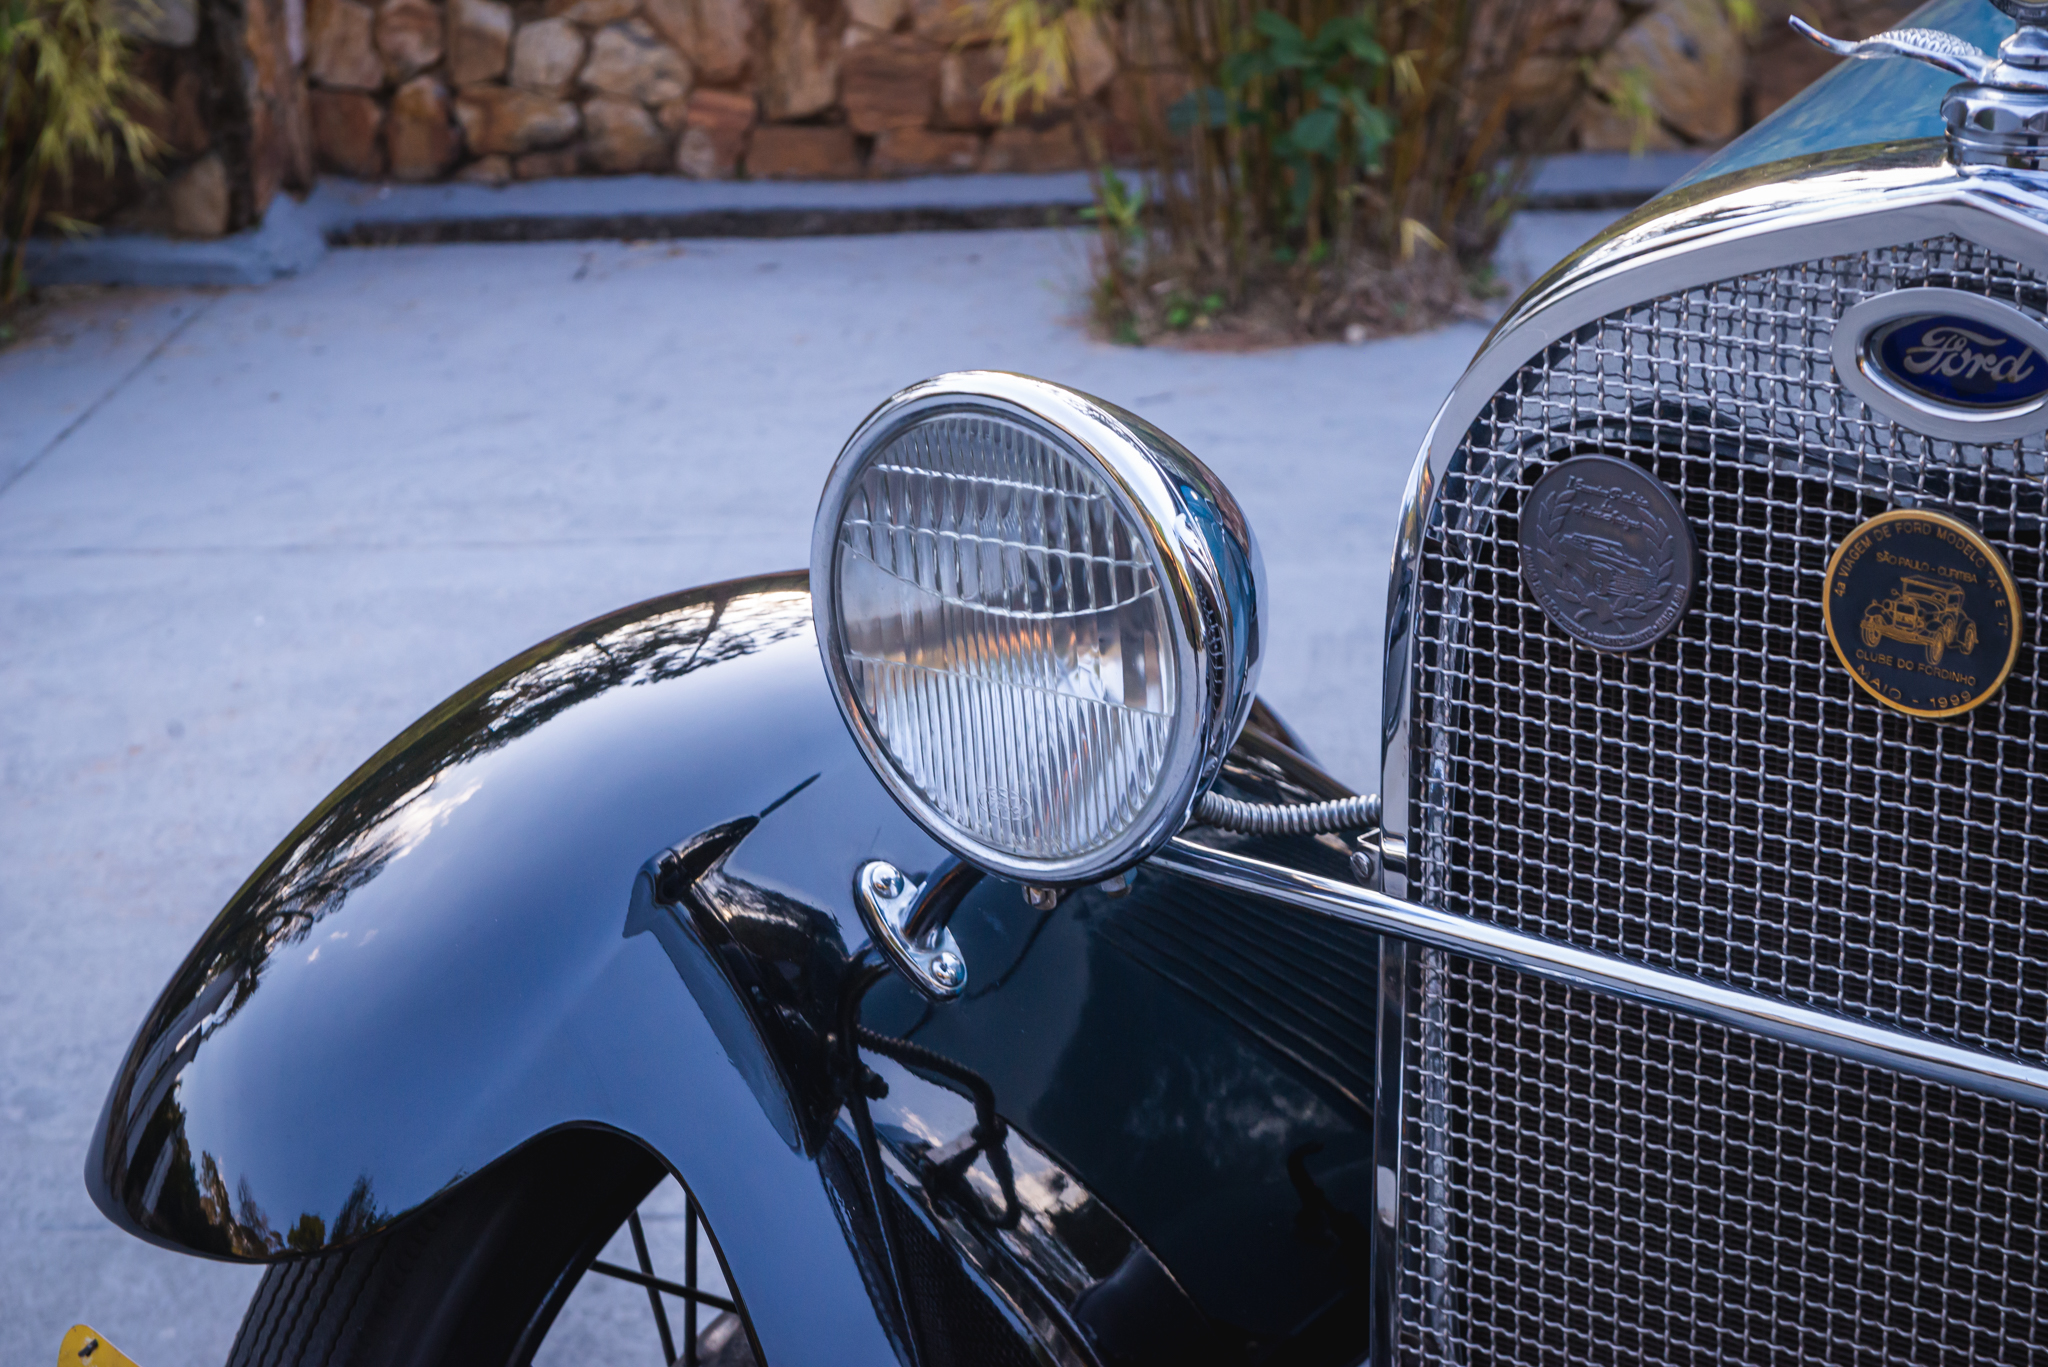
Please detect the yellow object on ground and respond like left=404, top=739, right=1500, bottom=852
left=57, top=1325, right=141, bottom=1367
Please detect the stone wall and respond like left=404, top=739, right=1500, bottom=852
left=76, top=0, right=1940, bottom=235
left=287, top=0, right=1935, bottom=185
left=1553, top=0, right=1919, bottom=153
left=293, top=0, right=1123, bottom=183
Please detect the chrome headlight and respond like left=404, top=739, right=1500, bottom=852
left=812, top=372, right=1264, bottom=885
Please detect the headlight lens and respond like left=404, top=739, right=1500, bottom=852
left=836, top=411, right=1176, bottom=860
left=813, top=373, right=1263, bottom=884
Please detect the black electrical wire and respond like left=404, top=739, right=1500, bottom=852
left=837, top=952, right=925, bottom=1367
left=855, top=1026, right=1020, bottom=1229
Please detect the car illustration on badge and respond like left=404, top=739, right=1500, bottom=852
left=1859, top=574, right=1979, bottom=665
left=1823, top=508, right=2021, bottom=718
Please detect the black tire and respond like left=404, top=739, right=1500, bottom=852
left=226, top=1129, right=668, bottom=1367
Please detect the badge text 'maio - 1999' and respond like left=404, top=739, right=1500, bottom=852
left=1823, top=509, right=2021, bottom=719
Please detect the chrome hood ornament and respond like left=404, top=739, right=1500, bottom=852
left=1794, top=0, right=2048, bottom=167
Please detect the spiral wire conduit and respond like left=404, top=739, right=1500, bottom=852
left=1194, top=790, right=1382, bottom=836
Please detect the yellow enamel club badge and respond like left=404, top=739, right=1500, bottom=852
left=58, top=1326, right=142, bottom=1367
left=1822, top=509, right=2021, bottom=718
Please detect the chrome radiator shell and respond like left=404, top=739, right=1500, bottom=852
left=1376, top=150, right=2048, bottom=1367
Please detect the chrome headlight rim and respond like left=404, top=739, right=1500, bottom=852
left=811, top=370, right=1263, bottom=886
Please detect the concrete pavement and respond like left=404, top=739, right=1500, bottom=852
left=0, top=212, right=1612, bottom=1366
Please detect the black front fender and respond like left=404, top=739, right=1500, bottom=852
left=94, top=569, right=1387, bottom=1367
left=89, top=571, right=934, bottom=1367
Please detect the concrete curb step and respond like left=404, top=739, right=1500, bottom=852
left=23, top=172, right=1100, bottom=289
left=326, top=171, right=1101, bottom=246
left=25, top=151, right=1707, bottom=290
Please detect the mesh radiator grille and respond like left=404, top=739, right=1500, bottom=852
left=1415, top=235, right=2048, bottom=1061
left=1398, top=953, right=2048, bottom=1367
left=1404, top=234, right=2048, bottom=1366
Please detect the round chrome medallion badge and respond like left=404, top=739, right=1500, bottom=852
left=1519, top=454, right=1699, bottom=653
left=1823, top=510, right=2020, bottom=719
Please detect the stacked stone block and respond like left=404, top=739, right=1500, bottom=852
left=298, top=0, right=1123, bottom=180
left=1530, top=0, right=1920, bottom=154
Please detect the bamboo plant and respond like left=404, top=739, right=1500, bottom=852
left=1, top=0, right=160, bottom=303
left=987, top=0, right=1579, bottom=343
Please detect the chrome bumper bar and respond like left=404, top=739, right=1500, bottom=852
left=1154, top=837, right=2048, bottom=1114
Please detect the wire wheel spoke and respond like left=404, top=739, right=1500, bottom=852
left=627, top=1209, right=676, bottom=1364
left=576, top=1181, right=742, bottom=1366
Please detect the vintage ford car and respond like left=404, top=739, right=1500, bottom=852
left=83, top=1, right=2048, bottom=1365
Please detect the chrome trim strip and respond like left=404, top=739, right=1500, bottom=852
left=1152, top=837, right=2048, bottom=1114
left=1367, top=934, right=1408, bottom=1367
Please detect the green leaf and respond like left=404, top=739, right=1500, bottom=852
left=1325, top=17, right=1384, bottom=64
left=1252, top=10, right=1310, bottom=69
left=1252, top=10, right=1302, bottom=43
left=1220, top=50, right=1269, bottom=86
left=1288, top=171, right=1315, bottom=226
left=1168, top=87, right=1233, bottom=133
left=1353, top=103, right=1393, bottom=168
left=1290, top=106, right=1340, bottom=156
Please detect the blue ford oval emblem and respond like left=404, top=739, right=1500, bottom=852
left=1835, top=286, right=2048, bottom=442
left=1868, top=314, right=2048, bottom=410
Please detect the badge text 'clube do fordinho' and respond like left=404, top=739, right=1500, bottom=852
left=1823, top=509, right=2021, bottom=719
